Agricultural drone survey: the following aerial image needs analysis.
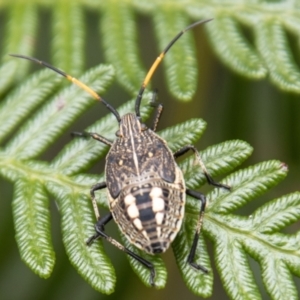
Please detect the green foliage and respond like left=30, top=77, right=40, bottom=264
left=2, top=1, right=300, bottom=97
left=12, top=179, right=54, bottom=278
left=0, top=1, right=300, bottom=300
left=0, top=64, right=299, bottom=298
left=100, top=1, right=145, bottom=94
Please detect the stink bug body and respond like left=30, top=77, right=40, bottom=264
left=105, top=112, right=186, bottom=254
left=11, top=18, right=230, bottom=286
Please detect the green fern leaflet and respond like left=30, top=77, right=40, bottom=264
left=0, top=1, right=300, bottom=299
left=0, top=67, right=298, bottom=299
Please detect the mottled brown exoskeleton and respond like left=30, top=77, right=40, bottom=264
left=11, top=19, right=230, bottom=286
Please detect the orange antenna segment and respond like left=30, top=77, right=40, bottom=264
left=135, top=18, right=212, bottom=117
left=9, top=54, right=121, bottom=122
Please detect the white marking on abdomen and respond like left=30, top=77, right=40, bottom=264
left=152, top=197, right=165, bottom=212
left=133, top=218, right=143, bottom=230
left=150, top=187, right=163, bottom=198
left=127, top=203, right=139, bottom=218
left=124, top=194, right=136, bottom=206
left=156, top=212, right=164, bottom=225
left=150, top=187, right=165, bottom=212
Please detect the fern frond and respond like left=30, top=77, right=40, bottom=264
left=2, top=2, right=300, bottom=97
left=255, top=20, right=300, bottom=93
left=5, top=64, right=114, bottom=159
left=49, top=180, right=116, bottom=294
left=100, top=1, right=145, bottom=94
left=52, top=2, right=85, bottom=73
left=206, top=16, right=267, bottom=79
left=1, top=2, right=300, bottom=299
left=12, top=179, right=54, bottom=278
left=0, top=70, right=60, bottom=142
left=0, top=3, right=37, bottom=93
left=154, top=9, right=198, bottom=101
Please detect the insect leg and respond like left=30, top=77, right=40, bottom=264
left=90, top=182, right=107, bottom=220
left=72, top=131, right=113, bottom=146
left=185, top=189, right=208, bottom=273
left=87, top=212, right=156, bottom=286
left=174, top=145, right=230, bottom=190
left=150, top=90, right=164, bottom=132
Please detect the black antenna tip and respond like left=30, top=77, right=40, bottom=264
left=10, top=54, right=68, bottom=77
left=10, top=54, right=40, bottom=64
left=184, top=18, right=213, bottom=32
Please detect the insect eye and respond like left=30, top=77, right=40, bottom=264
left=115, top=130, right=122, bottom=137
left=141, top=124, right=147, bottom=131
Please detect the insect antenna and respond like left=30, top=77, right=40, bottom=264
left=9, top=54, right=121, bottom=122
left=135, top=18, right=212, bottom=118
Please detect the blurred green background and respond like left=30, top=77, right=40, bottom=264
left=0, top=3, right=300, bottom=300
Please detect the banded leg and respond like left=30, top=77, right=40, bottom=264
left=87, top=212, right=156, bottom=286
left=72, top=132, right=111, bottom=219
left=186, top=189, right=208, bottom=273
left=71, top=131, right=113, bottom=147
left=150, top=89, right=163, bottom=132
left=174, top=145, right=231, bottom=190
left=90, top=182, right=107, bottom=220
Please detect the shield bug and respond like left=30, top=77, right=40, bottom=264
left=11, top=18, right=230, bottom=286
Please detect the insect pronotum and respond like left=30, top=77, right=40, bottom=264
left=11, top=18, right=230, bottom=287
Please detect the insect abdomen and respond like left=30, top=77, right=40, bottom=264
left=109, top=170, right=185, bottom=254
